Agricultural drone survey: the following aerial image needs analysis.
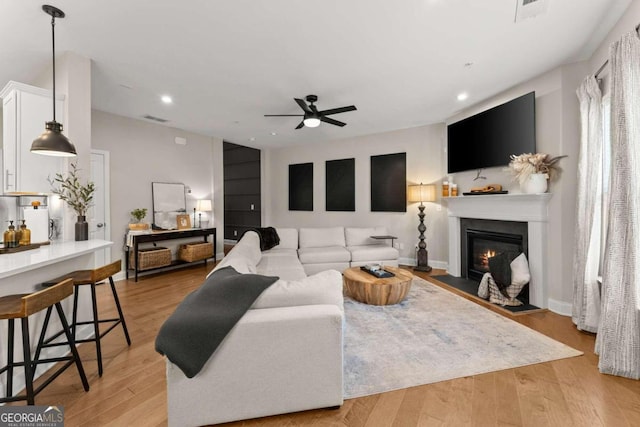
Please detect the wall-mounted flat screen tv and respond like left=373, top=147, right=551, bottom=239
left=447, top=91, right=536, bottom=174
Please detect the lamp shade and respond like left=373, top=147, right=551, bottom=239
left=408, top=183, right=436, bottom=203
left=31, top=121, right=77, bottom=157
left=31, top=6, right=77, bottom=157
left=196, top=199, right=212, bottom=211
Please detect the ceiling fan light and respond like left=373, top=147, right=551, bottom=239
left=31, top=121, right=77, bottom=157
left=303, top=117, right=321, bottom=128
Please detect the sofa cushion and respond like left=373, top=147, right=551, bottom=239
left=274, top=228, right=299, bottom=250
left=298, top=246, right=351, bottom=264
left=303, top=262, right=350, bottom=276
left=299, top=227, right=345, bottom=249
left=257, top=250, right=307, bottom=281
left=345, top=227, right=389, bottom=247
left=348, top=245, right=399, bottom=262
left=252, top=269, right=344, bottom=310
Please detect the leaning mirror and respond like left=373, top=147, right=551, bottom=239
left=152, top=182, right=187, bottom=230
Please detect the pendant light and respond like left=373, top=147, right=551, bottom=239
left=31, top=4, right=77, bottom=157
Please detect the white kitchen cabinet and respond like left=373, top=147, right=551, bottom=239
left=1, top=81, right=64, bottom=194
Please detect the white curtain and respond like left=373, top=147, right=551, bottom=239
left=572, top=76, right=603, bottom=333
left=595, top=31, right=640, bottom=380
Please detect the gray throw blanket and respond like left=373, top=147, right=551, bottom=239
left=242, top=227, right=280, bottom=251
left=155, top=266, right=279, bottom=378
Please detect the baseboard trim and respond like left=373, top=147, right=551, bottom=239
left=547, top=298, right=572, bottom=316
left=399, top=257, right=447, bottom=271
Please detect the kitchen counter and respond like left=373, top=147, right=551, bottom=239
left=0, top=239, right=114, bottom=401
left=0, top=239, right=112, bottom=279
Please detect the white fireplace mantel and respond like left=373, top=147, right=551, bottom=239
left=444, top=193, right=552, bottom=308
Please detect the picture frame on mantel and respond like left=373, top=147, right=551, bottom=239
left=176, top=214, right=191, bottom=230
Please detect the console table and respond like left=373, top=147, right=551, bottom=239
left=125, top=228, right=216, bottom=282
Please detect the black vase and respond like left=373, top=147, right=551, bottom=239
left=75, top=215, right=89, bottom=241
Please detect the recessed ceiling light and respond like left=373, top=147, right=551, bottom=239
left=249, top=137, right=256, bottom=142
left=457, top=92, right=469, bottom=101
left=161, top=95, right=173, bottom=104
left=271, top=132, right=277, bottom=136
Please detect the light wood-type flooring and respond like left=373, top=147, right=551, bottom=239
left=7, top=263, right=640, bottom=426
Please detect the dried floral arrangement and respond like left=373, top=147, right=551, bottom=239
left=507, top=153, right=567, bottom=186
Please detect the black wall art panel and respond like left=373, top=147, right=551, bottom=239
left=326, top=158, right=355, bottom=211
left=289, top=162, right=313, bottom=211
left=370, top=152, right=406, bottom=212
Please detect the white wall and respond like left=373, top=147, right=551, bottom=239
left=91, top=110, right=224, bottom=268
left=264, top=124, right=448, bottom=267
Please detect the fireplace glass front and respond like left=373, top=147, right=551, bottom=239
left=466, top=229, right=523, bottom=282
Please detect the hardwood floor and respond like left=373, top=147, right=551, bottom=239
left=11, top=264, right=640, bottom=426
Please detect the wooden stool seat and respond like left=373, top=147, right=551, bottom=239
left=0, top=279, right=89, bottom=405
left=44, top=260, right=131, bottom=377
left=64, top=260, right=122, bottom=285
left=0, top=294, right=29, bottom=319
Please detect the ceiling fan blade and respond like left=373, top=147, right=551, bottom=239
left=310, top=104, right=319, bottom=114
left=320, top=116, right=346, bottom=127
left=319, top=105, right=357, bottom=116
left=295, top=120, right=305, bottom=129
left=294, top=98, right=312, bottom=114
left=264, top=114, right=304, bottom=117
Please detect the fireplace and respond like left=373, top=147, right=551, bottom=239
left=466, top=229, right=524, bottom=281
left=460, top=218, right=528, bottom=278
left=445, top=193, right=551, bottom=308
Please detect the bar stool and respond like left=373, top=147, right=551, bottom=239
left=66, top=260, right=131, bottom=377
left=0, top=279, right=90, bottom=405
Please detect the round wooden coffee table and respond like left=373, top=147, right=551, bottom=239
left=343, top=266, right=414, bottom=305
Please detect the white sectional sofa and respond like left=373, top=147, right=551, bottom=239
left=165, top=230, right=344, bottom=427
left=164, top=226, right=398, bottom=426
left=294, top=226, right=399, bottom=275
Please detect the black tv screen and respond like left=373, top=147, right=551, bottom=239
left=447, top=91, right=536, bottom=173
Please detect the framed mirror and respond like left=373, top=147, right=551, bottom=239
left=152, top=182, right=187, bottom=230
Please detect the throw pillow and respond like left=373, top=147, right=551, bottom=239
left=488, top=251, right=520, bottom=296
left=510, top=253, right=530, bottom=286
left=506, top=252, right=530, bottom=299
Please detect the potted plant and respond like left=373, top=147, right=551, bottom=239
left=129, top=208, right=149, bottom=230
left=507, top=153, right=567, bottom=194
left=49, top=162, right=96, bottom=241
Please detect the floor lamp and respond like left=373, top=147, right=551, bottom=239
left=408, top=183, right=436, bottom=272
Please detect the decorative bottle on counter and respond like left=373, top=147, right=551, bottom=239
left=442, top=181, right=449, bottom=197
left=4, top=221, right=18, bottom=248
left=451, top=184, right=458, bottom=197
left=19, top=220, right=31, bottom=246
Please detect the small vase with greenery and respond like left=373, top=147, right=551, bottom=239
left=49, top=162, right=96, bottom=241
left=129, top=208, right=149, bottom=230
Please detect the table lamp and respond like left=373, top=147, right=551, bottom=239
left=196, top=199, right=212, bottom=228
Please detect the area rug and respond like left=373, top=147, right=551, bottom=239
left=343, top=276, right=582, bottom=399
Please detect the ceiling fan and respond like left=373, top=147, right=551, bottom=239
left=264, top=95, right=357, bottom=129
